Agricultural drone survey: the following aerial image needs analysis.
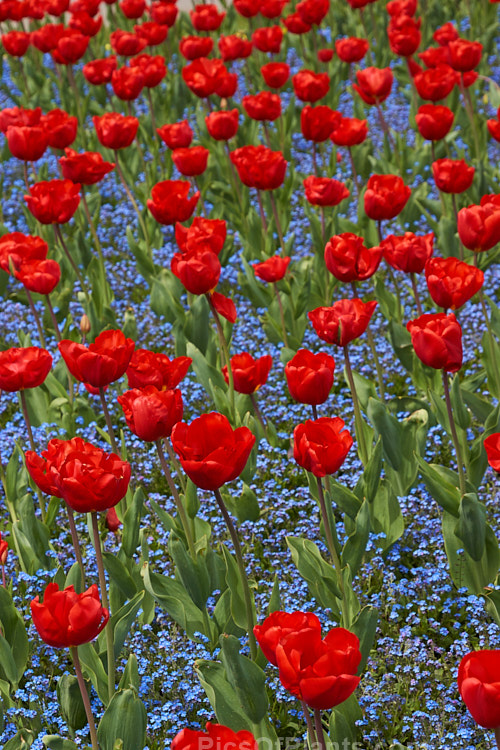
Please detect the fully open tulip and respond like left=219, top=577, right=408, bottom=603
left=309, top=299, right=377, bottom=346
left=364, top=174, right=411, bottom=221
left=24, top=180, right=80, bottom=224
left=222, top=352, right=272, bottom=394
left=353, top=67, right=393, bottom=105
left=261, top=62, right=289, bottom=88
left=294, top=417, right=353, bottom=477
left=335, top=36, right=369, bottom=63
left=300, top=105, right=340, bottom=142
left=380, top=232, right=434, bottom=274
left=157, top=120, right=193, bottom=149
left=324, top=233, right=381, bottom=282
left=458, top=650, right=500, bottom=729
left=425, top=257, right=483, bottom=309
left=415, top=104, right=454, bottom=140
left=406, top=312, right=462, bottom=372
left=176, top=217, right=227, bottom=255
left=254, top=611, right=322, bottom=666
left=285, top=349, right=335, bottom=405
left=242, top=91, right=282, bottom=121
left=172, top=723, right=257, bottom=750
left=432, top=158, right=474, bottom=194
left=218, top=34, right=253, bottom=61
left=171, top=247, right=221, bottom=294
left=457, top=203, right=500, bottom=252
left=303, top=176, right=349, bottom=206
left=171, top=412, right=256, bottom=490
left=275, top=624, right=361, bottom=709
left=230, top=145, right=287, bottom=190
left=0, top=346, right=52, bottom=391
left=31, top=583, right=109, bottom=648
left=58, top=329, right=135, bottom=388
left=172, top=146, right=209, bottom=176
left=0, top=232, right=47, bottom=272
left=60, top=149, right=115, bottom=184
left=205, top=109, right=239, bottom=141
left=127, top=349, right=192, bottom=389
left=292, top=70, right=329, bottom=102
left=147, top=180, right=199, bottom=224
left=118, top=386, right=183, bottom=442
left=93, top=113, right=139, bottom=149
left=253, top=255, right=290, bottom=282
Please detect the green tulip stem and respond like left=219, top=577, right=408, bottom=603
left=451, top=194, right=465, bottom=262
left=351, top=282, right=385, bottom=400
left=91, top=512, right=115, bottom=701
left=257, top=190, right=268, bottom=234
left=269, top=191, right=286, bottom=257
left=316, top=476, right=346, bottom=626
left=459, top=76, right=480, bottom=161
left=431, top=143, right=448, bottom=217
left=348, top=147, right=360, bottom=201
left=67, top=65, right=88, bottom=149
left=249, top=393, right=268, bottom=438
left=98, top=388, right=120, bottom=457
left=300, top=701, right=317, bottom=749
left=263, top=122, right=272, bottom=149
left=19, top=390, right=46, bottom=523
left=320, top=206, right=326, bottom=245
left=44, top=294, right=61, bottom=342
left=81, top=189, right=109, bottom=297
left=313, top=709, right=328, bottom=750
left=410, top=273, right=423, bottom=316
left=494, top=726, right=500, bottom=750
left=164, top=439, right=187, bottom=493
left=70, top=646, right=99, bottom=750
left=213, top=488, right=257, bottom=660
left=66, top=502, right=86, bottom=591
left=312, top=143, right=319, bottom=176
left=155, top=440, right=196, bottom=560
left=442, top=371, right=466, bottom=497
left=224, top=143, right=244, bottom=210
left=343, top=345, right=369, bottom=467
left=273, top=283, right=289, bottom=348
left=54, top=224, right=90, bottom=301
left=207, top=294, right=235, bottom=417
left=146, top=89, right=157, bottom=136
left=113, top=152, right=151, bottom=256
left=25, top=289, right=46, bottom=348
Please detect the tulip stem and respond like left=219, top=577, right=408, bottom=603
left=91, top=512, right=115, bottom=702
left=19, top=390, right=46, bottom=523
left=207, top=294, right=235, bottom=418
left=300, top=701, right=318, bottom=749
left=98, top=388, right=120, bottom=456
left=273, top=283, right=289, bottom=348
left=459, top=77, right=480, bottom=161
left=155, top=440, right=196, bottom=559
left=410, top=273, right=423, bottom=316
left=476, top=281, right=500, bottom=399
left=66, top=503, right=86, bottom=591
left=81, top=189, right=110, bottom=301
left=442, top=371, right=466, bottom=497
left=494, top=726, right=500, bottom=750
left=312, top=143, right=319, bottom=176
left=54, top=225, right=90, bottom=301
left=25, top=289, right=46, bottom=348
left=67, top=65, right=88, bottom=149
left=164, top=439, right=187, bottom=493
left=114, top=152, right=151, bottom=256
left=257, top=190, right=268, bottom=234
left=316, top=476, right=345, bottom=600
left=213, top=488, right=257, bottom=660
left=249, top=393, right=268, bottom=438
left=451, top=194, right=465, bottom=262
left=269, top=191, right=287, bottom=257
left=313, top=710, right=328, bottom=750
left=343, top=345, right=369, bottom=467
left=348, top=147, right=360, bottom=201
left=71, top=647, right=99, bottom=750
left=351, top=282, right=385, bottom=399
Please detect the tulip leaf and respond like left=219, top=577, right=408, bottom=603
left=195, top=660, right=253, bottom=732
left=351, top=605, right=378, bottom=674
left=287, top=537, right=341, bottom=616
left=341, top=500, right=370, bottom=577
left=122, top=487, right=144, bottom=559
left=77, top=642, right=110, bottom=706
left=329, top=693, right=362, bottom=745
left=220, top=634, right=269, bottom=724
left=111, top=591, right=145, bottom=659
left=454, top=494, right=486, bottom=562
left=168, top=533, right=211, bottom=610
left=0, top=634, right=20, bottom=687
left=221, top=546, right=248, bottom=631
left=415, top=457, right=461, bottom=516
left=442, top=511, right=500, bottom=594
left=369, top=480, right=405, bottom=554
left=56, top=674, right=88, bottom=732
left=328, top=479, right=362, bottom=520
left=118, top=654, right=140, bottom=693
left=97, top=688, right=147, bottom=750
left=213, top=588, right=246, bottom=639
left=0, top=586, right=29, bottom=685
left=42, top=737, right=79, bottom=750
left=103, top=553, right=137, bottom=601
left=4, top=729, right=34, bottom=750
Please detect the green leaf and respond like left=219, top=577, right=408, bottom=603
left=122, top=488, right=144, bottom=558
left=221, top=546, right=247, bottom=631
left=0, top=635, right=20, bottom=686
left=415, top=456, right=461, bottom=516
left=118, top=654, right=140, bottom=693
left=329, top=693, right=362, bottom=745
left=351, top=605, right=378, bottom=674
left=42, top=737, right=78, bottom=750
left=287, top=537, right=341, bottom=616
left=195, top=660, right=253, bottom=731
left=220, top=635, right=268, bottom=724
left=97, top=689, right=147, bottom=750
left=223, top=484, right=260, bottom=523
left=369, top=481, right=404, bottom=554
left=4, top=730, right=34, bottom=750
left=442, top=511, right=500, bottom=594
left=455, top=494, right=486, bottom=562
left=169, top=534, right=211, bottom=610
left=77, top=642, right=110, bottom=706
left=56, top=674, right=89, bottom=731
left=341, top=501, right=370, bottom=577
left=103, top=553, right=137, bottom=601
left=358, top=438, right=382, bottom=503
left=111, top=591, right=145, bottom=659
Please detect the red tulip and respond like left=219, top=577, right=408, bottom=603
left=127, top=349, right=192, bottom=390
left=234, top=0, right=261, bottom=17
left=24, top=180, right=80, bottom=225
left=285, top=349, right=335, bottom=405
left=254, top=610, right=322, bottom=666
left=406, top=312, right=462, bottom=372
left=31, top=24, right=65, bottom=53
left=15, top=258, right=61, bottom=295
left=70, top=10, right=103, bottom=36
left=484, top=435, right=500, bottom=473
left=260, top=0, right=288, bottom=17
left=205, top=109, right=239, bottom=141
left=300, top=105, right=340, bottom=142
left=83, top=56, right=117, bottom=85
left=0, top=346, right=52, bottom=391
left=457, top=203, right=500, bottom=252
left=172, top=146, right=209, bottom=177
left=31, top=583, right=109, bottom=648
left=93, top=112, right=139, bottom=150
left=147, top=180, right=199, bottom=224
left=182, top=58, right=235, bottom=98
left=252, top=25, right=283, bottom=53
left=458, top=650, right=500, bottom=729
left=432, top=158, right=474, bottom=194
left=387, top=14, right=421, bottom=57
left=330, top=116, right=368, bottom=147
left=415, top=104, right=454, bottom=140
left=129, top=54, right=166, bottom=88
left=317, top=48, right=334, bottom=62
left=487, top=107, right=500, bottom=142
left=111, top=65, right=145, bottom=100
left=171, top=247, right=221, bottom=294
left=433, top=22, right=459, bottom=46
left=296, top=0, right=329, bottom=25
left=0, top=105, right=42, bottom=133
left=190, top=3, right=225, bottom=31
left=335, top=36, right=369, bottom=63
left=309, top=299, right=377, bottom=346
left=353, top=66, right=393, bottom=105
left=171, top=412, right=256, bottom=491
left=253, top=255, right=290, bottom=282
left=60, top=149, right=114, bottom=185
left=110, top=29, right=147, bottom=56
left=118, top=386, right=183, bottom=442
left=261, top=62, right=289, bottom=88
left=0, top=232, right=47, bottom=273
left=120, top=0, right=146, bottom=18
left=52, top=29, right=89, bottom=64
left=150, top=1, right=178, bottom=26
left=380, top=232, right=434, bottom=274
left=58, top=329, right=135, bottom=388
left=364, top=174, right=411, bottom=221
left=179, top=35, right=214, bottom=60
left=2, top=31, right=30, bottom=57
left=324, top=232, right=382, bottom=282
left=292, top=69, right=329, bottom=102
left=414, top=64, right=457, bottom=101
left=218, top=34, right=253, bottom=61
left=230, top=145, right=287, bottom=190
left=242, top=91, right=282, bottom=121
left=222, top=352, right=272, bottom=394
left=425, top=257, right=483, bottom=310
left=175, top=217, right=227, bottom=254
left=282, top=12, right=312, bottom=34
left=157, top=120, right=193, bottom=149
left=448, top=39, right=482, bottom=72
left=172, top=723, right=257, bottom=750
left=6, top=125, right=48, bottom=161
left=294, top=416, right=353, bottom=477
left=210, top=290, right=237, bottom=323
left=303, top=176, right=349, bottom=206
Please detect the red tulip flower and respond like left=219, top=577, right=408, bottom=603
left=218, top=34, right=253, bottom=61
left=24, top=180, right=81, bottom=224
left=172, top=146, right=209, bottom=177
left=150, top=1, right=178, bottom=26
left=380, top=232, right=434, bottom=274
left=484, top=435, right=500, bottom=473
left=147, top=180, right=200, bottom=224
left=182, top=58, right=234, bottom=99
left=83, top=56, right=117, bottom=85
left=110, top=29, right=147, bottom=56
left=179, top=35, right=214, bottom=60
left=309, top=299, right=377, bottom=346
left=0, top=105, right=42, bottom=133
left=120, top=0, right=146, bottom=18
left=171, top=247, right=221, bottom=294
left=448, top=39, right=482, bottom=72
left=175, top=217, right=227, bottom=255
left=40, top=109, right=78, bottom=150
left=171, top=412, right=256, bottom=491
left=222, top=352, right=273, bottom=394
left=294, top=417, right=353, bottom=477
left=414, top=64, right=457, bottom=101
left=432, top=158, right=474, bottom=194
left=285, top=349, right=335, bottom=405
left=261, top=62, right=290, bottom=88
left=135, top=22, right=168, bottom=47
left=252, top=25, right=283, bottom=53
left=0, top=346, right=52, bottom=391
left=205, top=109, right=239, bottom=141
left=58, top=329, right=135, bottom=388
left=425, top=257, right=483, bottom=310
left=230, top=145, right=287, bottom=190
left=300, top=105, right=341, bottom=142
left=458, top=650, right=500, bottom=729
left=31, top=583, right=109, bottom=648
left=303, top=176, right=349, bottom=207
left=296, top=0, right=329, bottom=25
left=127, top=349, right=192, bottom=389
left=292, top=70, right=330, bottom=102
left=157, top=120, right=193, bottom=149
left=353, top=67, right=393, bottom=105
left=6, top=125, right=48, bottom=162
left=387, top=14, right=421, bottom=57
left=118, top=386, right=183, bottom=442
left=234, top=0, right=261, bottom=17
left=2, top=31, right=30, bottom=57
left=60, top=149, right=115, bottom=184
left=282, top=12, right=312, bottom=33
left=242, top=91, right=282, bottom=122
left=111, top=65, right=145, bottom=100
left=406, top=312, right=463, bottom=372
left=31, top=24, right=64, bottom=53
left=324, top=233, right=382, bottom=282
left=254, top=610, right=322, bottom=666
left=487, top=107, right=500, bottom=142
left=52, top=29, right=89, bottom=64
left=335, top=37, right=369, bottom=63
left=93, top=113, right=139, bottom=150
left=364, top=174, right=411, bottom=221
left=415, top=104, right=454, bottom=140
left=330, top=117, right=368, bottom=147
left=253, top=255, right=290, bottom=282
left=457, top=203, right=500, bottom=252
left=0, top=232, right=47, bottom=272
left=172, top=723, right=257, bottom=750
left=433, top=22, right=459, bottom=45
left=15, top=258, right=61, bottom=295
left=190, top=3, right=225, bottom=31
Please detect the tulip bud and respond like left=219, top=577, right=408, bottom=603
left=105, top=507, right=121, bottom=533
left=80, top=314, right=91, bottom=336
left=220, top=98, right=228, bottom=110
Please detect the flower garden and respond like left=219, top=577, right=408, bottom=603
left=1, top=0, right=500, bottom=747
